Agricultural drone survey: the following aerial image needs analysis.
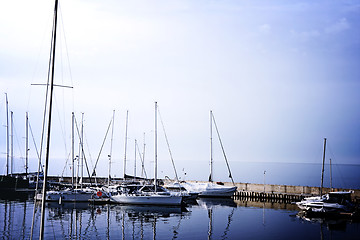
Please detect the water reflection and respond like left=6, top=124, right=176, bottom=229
left=233, top=197, right=299, bottom=211
left=196, top=198, right=237, bottom=240
left=1, top=195, right=359, bottom=239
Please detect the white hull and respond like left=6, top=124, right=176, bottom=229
left=198, top=186, right=237, bottom=197
left=297, top=201, right=352, bottom=213
left=182, top=182, right=237, bottom=197
left=111, top=193, right=182, bottom=206
left=296, top=191, right=354, bottom=213
left=36, top=189, right=93, bottom=202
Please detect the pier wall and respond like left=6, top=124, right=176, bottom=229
left=188, top=180, right=360, bottom=202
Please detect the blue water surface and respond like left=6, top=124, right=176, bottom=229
left=1, top=196, right=359, bottom=239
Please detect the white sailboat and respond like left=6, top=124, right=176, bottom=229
left=111, top=102, right=183, bottom=206
left=36, top=113, right=94, bottom=202
left=181, top=111, right=237, bottom=197
left=296, top=138, right=355, bottom=214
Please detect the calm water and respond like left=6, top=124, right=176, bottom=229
left=1, top=194, right=359, bottom=239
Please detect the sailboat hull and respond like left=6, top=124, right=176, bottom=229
left=111, top=193, right=183, bottom=206
left=198, top=186, right=237, bottom=197
left=36, top=189, right=93, bottom=202
left=184, top=182, right=237, bottom=197
left=0, top=175, right=29, bottom=191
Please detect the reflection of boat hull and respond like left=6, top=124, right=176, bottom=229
left=46, top=201, right=92, bottom=210
left=115, top=204, right=184, bottom=216
left=111, top=193, right=183, bottom=206
left=197, top=198, right=237, bottom=208
left=36, top=190, right=93, bottom=202
left=298, top=209, right=360, bottom=220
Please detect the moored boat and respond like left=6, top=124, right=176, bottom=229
left=111, top=184, right=183, bottom=206
left=36, top=188, right=94, bottom=202
left=296, top=191, right=355, bottom=213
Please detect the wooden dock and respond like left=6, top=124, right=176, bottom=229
left=232, top=191, right=303, bottom=203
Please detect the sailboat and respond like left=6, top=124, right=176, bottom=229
left=180, top=111, right=237, bottom=197
left=0, top=94, right=29, bottom=192
left=35, top=113, right=94, bottom=203
left=111, top=102, right=183, bottom=206
left=296, top=138, right=354, bottom=214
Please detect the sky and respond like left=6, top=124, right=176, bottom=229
left=0, top=0, right=359, bottom=182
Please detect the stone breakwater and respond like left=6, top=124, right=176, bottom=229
left=187, top=180, right=360, bottom=203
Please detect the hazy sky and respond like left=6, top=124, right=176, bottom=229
left=0, top=0, right=359, bottom=180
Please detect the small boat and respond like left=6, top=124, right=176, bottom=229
left=163, top=181, right=199, bottom=200
left=111, top=102, right=182, bottom=206
left=36, top=188, right=94, bottom=203
left=296, top=191, right=355, bottom=213
left=295, top=139, right=355, bottom=215
left=180, top=181, right=237, bottom=198
left=111, top=184, right=183, bottom=206
left=183, top=111, right=237, bottom=198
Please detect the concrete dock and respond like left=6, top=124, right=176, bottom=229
left=188, top=180, right=360, bottom=203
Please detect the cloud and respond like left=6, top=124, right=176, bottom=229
left=290, top=29, right=320, bottom=42
left=324, top=18, right=350, bottom=34
left=259, top=24, right=271, bottom=34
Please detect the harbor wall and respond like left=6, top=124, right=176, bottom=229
left=187, top=180, right=360, bottom=202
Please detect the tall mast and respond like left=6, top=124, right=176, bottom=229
left=71, top=112, right=74, bottom=189
left=5, top=93, right=9, bottom=176
left=209, top=111, right=213, bottom=182
left=40, top=0, right=59, bottom=238
left=80, top=112, right=84, bottom=189
left=142, top=133, right=146, bottom=178
left=330, top=158, right=333, bottom=191
left=108, top=110, right=115, bottom=187
left=134, top=139, right=137, bottom=181
left=211, top=111, right=235, bottom=185
left=320, top=138, right=327, bottom=196
left=123, top=110, right=129, bottom=179
left=26, top=112, right=29, bottom=177
left=154, top=102, right=158, bottom=192
left=10, top=111, right=13, bottom=175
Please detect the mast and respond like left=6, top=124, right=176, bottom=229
left=40, top=0, right=59, bottom=238
left=108, top=110, right=115, bottom=187
left=10, top=111, right=13, bottom=175
left=80, top=112, right=84, bottom=189
left=211, top=111, right=235, bottom=185
left=123, top=110, right=129, bottom=179
left=71, top=112, right=74, bottom=189
left=134, top=139, right=137, bottom=181
left=154, top=102, right=158, bottom=192
left=26, top=112, right=29, bottom=177
left=5, top=93, right=9, bottom=176
left=209, top=111, right=213, bottom=182
left=142, top=133, right=146, bottom=178
left=330, top=158, right=332, bottom=191
left=320, top=138, right=327, bottom=196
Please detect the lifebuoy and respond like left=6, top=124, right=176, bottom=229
left=97, top=191, right=102, bottom=197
